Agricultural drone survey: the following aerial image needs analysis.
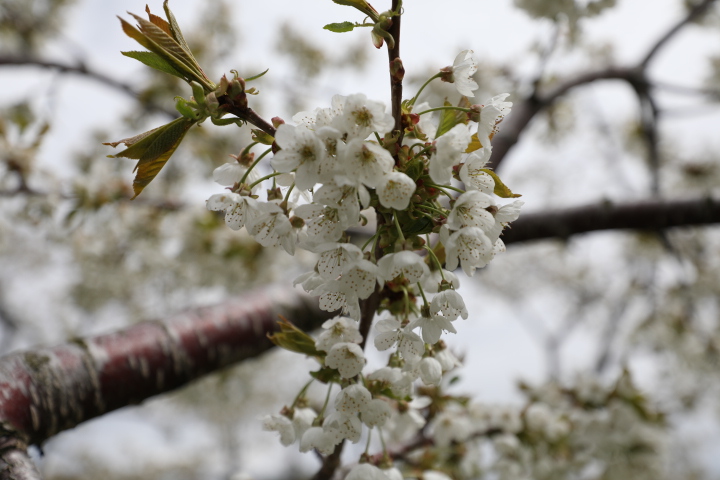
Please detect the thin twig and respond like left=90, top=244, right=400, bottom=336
left=0, top=56, right=176, bottom=118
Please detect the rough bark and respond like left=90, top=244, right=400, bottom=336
left=0, top=287, right=330, bottom=455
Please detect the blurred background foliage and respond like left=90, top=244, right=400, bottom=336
left=1, top=0, right=720, bottom=479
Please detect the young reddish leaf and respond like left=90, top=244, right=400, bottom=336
left=119, top=16, right=156, bottom=51
left=128, top=13, right=196, bottom=74
left=104, top=117, right=194, bottom=198
left=481, top=169, right=522, bottom=198
left=118, top=12, right=213, bottom=91
left=144, top=4, right=172, bottom=37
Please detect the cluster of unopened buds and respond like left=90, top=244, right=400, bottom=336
left=206, top=50, right=523, bottom=478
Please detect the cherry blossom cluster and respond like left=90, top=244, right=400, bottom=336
left=206, top=50, right=524, bottom=477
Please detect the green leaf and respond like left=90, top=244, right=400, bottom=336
left=251, top=129, right=275, bottom=145
left=324, top=22, right=355, bottom=33
left=267, top=317, right=322, bottom=357
left=118, top=13, right=213, bottom=91
left=121, top=51, right=186, bottom=79
left=163, top=0, right=193, bottom=56
left=480, top=169, right=522, bottom=198
left=104, top=117, right=194, bottom=198
left=144, top=4, right=172, bottom=37
left=245, top=68, right=269, bottom=82
left=435, top=100, right=467, bottom=138
left=310, top=367, right=341, bottom=384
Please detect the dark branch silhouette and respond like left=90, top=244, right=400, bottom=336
left=489, top=0, right=719, bottom=172
left=501, top=197, right=720, bottom=244
left=0, top=56, right=176, bottom=118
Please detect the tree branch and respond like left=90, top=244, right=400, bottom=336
left=501, top=197, right=720, bottom=244
left=0, top=437, right=41, bottom=480
left=0, top=56, right=176, bottom=118
left=488, top=0, right=718, bottom=172
left=0, top=287, right=330, bottom=450
left=640, top=0, right=717, bottom=69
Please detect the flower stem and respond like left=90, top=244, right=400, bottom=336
left=409, top=73, right=442, bottom=106
left=239, top=147, right=272, bottom=185
left=426, top=183, right=465, bottom=194
left=361, top=232, right=379, bottom=252
left=283, top=183, right=295, bottom=204
left=291, top=379, right=314, bottom=408
left=424, top=244, right=447, bottom=283
left=248, top=171, right=283, bottom=190
left=393, top=212, right=406, bottom=243
left=416, top=281, right=429, bottom=308
left=415, top=203, right=447, bottom=217
left=416, top=106, right=472, bottom=116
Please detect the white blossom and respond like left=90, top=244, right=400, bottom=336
left=446, top=190, right=496, bottom=232
left=346, top=464, right=390, bottom=480
left=338, top=139, right=394, bottom=189
left=270, top=124, right=327, bottom=191
left=476, top=93, right=512, bottom=149
left=385, top=407, right=426, bottom=443
left=495, top=199, right=525, bottom=223
left=377, top=171, right=417, bottom=210
left=376, top=251, right=429, bottom=287
left=368, top=367, right=414, bottom=398
left=383, top=468, right=404, bottom=480
left=361, top=398, right=393, bottom=427
left=323, top=411, right=363, bottom=443
left=408, top=314, right=457, bottom=345
left=423, top=471, right=453, bottom=480
left=294, top=204, right=344, bottom=244
left=419, top=357, right=443, bottom=386
left=325, top=342, right=366, bottom=378
left=373, top=317, right=424, bottom=364
left=212, top=162, right=261, bottom=189
left=294, top=270, right=325, bottom=293
left=206, top=193, right=259, bottom=231
left=429, top=124, right=471, bottom=184
left=292, top=408, right=317, bottom=441
left=449, top=50, right=479, bottom=97
left=246, top=202, right=296, bottom=254
left=312, top=182, right=362, bottom=226
left=262, top=414, right=295, bottom=446
left=312, top=259, right=377, bottom=320
left=332, top=93, right=394, bottom=140
left=421, top=268, right=460, bottom=294
left=300, top=426, right=339, bottom=455
left=441, top=226, right=494, bottom=276
left=374, top=317, right=403, bottom=351
left=430, top=290, right=469, bottom=321
left=429, top=409, right=472, bottom=448
left=316, top=316, right=362, bottom=352
left=435, top=348, right=462, bottom=371
left=459, top=148, right=494, bottom=194
left=315, top=242, right=364, bottom=280
left=335, top=384, right=372, bottom=414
